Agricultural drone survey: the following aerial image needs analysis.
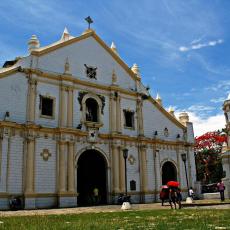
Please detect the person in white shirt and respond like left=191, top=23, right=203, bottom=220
left=189, top=187, right=194, bottom=199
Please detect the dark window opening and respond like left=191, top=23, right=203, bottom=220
left=86, top=98, right=99, bottom=122
left=130, top=180, right=136, bottom=191
left=124, top=110, right=134, bottom=128
left=162, top=161, right=177, bottom=185
left=40, top=96, right=54, bottom=117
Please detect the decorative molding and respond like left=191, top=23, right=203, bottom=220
left=78, top=91, right=88, bottom=111
left=40, top=149, right=51, bottom=161
left=128, top=154, right=136, bottom=165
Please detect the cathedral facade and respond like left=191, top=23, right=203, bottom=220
left=0, top=28, right=196, bottom=209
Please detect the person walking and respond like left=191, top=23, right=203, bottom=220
left=176, top=188, right=182, bottom=209
left=217, top=180, right=225, bottom=201
left=93, top=187, right=99, bottom=205
left=189, top=187, right=194, bottom=199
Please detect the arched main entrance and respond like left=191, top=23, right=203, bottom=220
left=162, top=161, right=177, bottom=185
left=77, top=150, right=107, bottom=206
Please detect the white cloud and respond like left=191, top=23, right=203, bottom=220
left=179, top=46, right=189, bottom=52
left=176, top=112, right=225, bottom=136
left=210, top=97, right=225, bottom=103
left=179, top=39, right=223, bottom=52
left=205, top=80, right=230, bottom=91
left=189, top=112, right=225, bottom=136
left=187, top=105, right=215, bottom=112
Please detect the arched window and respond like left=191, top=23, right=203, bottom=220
left=85, top=98, right=99, bottom=122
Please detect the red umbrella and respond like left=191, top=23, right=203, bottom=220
left=167, top=181, right=180, bottom=187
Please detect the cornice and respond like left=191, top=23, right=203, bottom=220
left=0, top=121, right=193, bottom=147
left=22, top=68, right=137, bottom=97
left=0, top=66, right=22, bottom=78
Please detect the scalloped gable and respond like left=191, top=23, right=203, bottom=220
left=31, top=30, right=138, bottom=82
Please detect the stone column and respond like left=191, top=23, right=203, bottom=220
left=110, top=93, right=117, bottom=133
left=136, top=97, right=144, bottom=136
left=119, top=147, right=125, bottom=192
left=25, top=138, right=35, bottom=194
left=67, top=142, right=75, bottom=192
left=59, top=141, right=66, bottom=193
left=116, top=94, right=121, bottom=133
left=112, top=145, right=120, bottom=193
left=27, top=77, right=37, bottom=123
left=67, top=87, right=73, bottom=128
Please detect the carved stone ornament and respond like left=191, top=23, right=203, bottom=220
left=78, top=92, right=88, bottom=111
left=84, top=64, right=97, bottom=79
left=128, top=155, right=136, bottom=165
left=40, top=149, right=51, bottom=161
left=112, top=69, right=117, bottom=85
left=98, top=95, right=105, bottom=114
left=87, top=128, right=98, bottom=143
left=164, top=127, right=169, bottom=137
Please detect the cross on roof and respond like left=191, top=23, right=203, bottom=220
left=85, top=16, right=93, bottom=29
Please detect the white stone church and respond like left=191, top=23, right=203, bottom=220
left=0, top=27, right=197, bottom=209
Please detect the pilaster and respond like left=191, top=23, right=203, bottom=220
left=67, top=142, right=75, bottom=192
left=0, top=131, right=9, bottom=192
left=27, top=77, right=37, bottom=123
left=0, top=136, right=2, bottom=180
left=119, top=147, right=125, bottom=192
left=116, top=93, right=121, bottom=133
left=110, top=92, right=117, bottom=133
left=112, top=145, right=120, bottom=194
left=136, top=96, right=144, bottom=136
left=58, top=141, right=66, bottom=193
left=25, top=138, right=35, bottom=194
left=59, top=85, right=67, bottom=127
left=140, top=144, right=148, bottom=193
left=153, top=146, right=159, bottom=202
left=67, top=87, right=74, bottom=128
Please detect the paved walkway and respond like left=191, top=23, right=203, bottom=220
left=0, top=201, right=229, bottom=217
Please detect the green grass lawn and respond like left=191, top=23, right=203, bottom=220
left=0, top=209, right=229, bottom=230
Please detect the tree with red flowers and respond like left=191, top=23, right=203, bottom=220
left=194, top=131, right=227, bottom=184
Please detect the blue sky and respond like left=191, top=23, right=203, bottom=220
left=0, top=0, right=229, bottom=136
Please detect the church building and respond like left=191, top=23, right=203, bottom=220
left=0, top=26, right=196, bottom=209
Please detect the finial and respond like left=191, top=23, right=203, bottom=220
left=28, top=35, right=40, bottom=53
left=112, top=69, right=117, bottom=85
left=111, top=42, right=119, bottom=55
left=64, top=57, right=71, bottom=75
left=61, top=27, right=70, bottom=41
left=156, top=93, right=162, bottom=105
left=168, top=106, right=175, bottom=116
left=131, top=63, right=141, bottom=79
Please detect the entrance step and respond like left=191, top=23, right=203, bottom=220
left=200, top=192, right=220, bottom=200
